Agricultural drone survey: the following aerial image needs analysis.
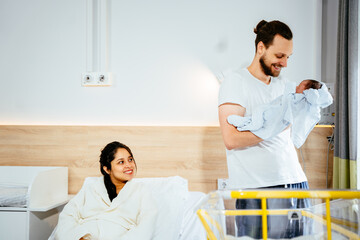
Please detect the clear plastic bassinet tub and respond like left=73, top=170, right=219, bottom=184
left=197, top=190, right=360, bottom=240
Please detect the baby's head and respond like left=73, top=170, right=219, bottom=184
left=296, top=79, right=322, bottom=93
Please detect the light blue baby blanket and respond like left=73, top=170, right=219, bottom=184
left=227, top=82, right=333, bottom=148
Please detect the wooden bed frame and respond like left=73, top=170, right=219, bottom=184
left=0, top=125, right=333, bottom=194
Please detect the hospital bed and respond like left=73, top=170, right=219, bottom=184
left=0, top=166, right=68, bottom=240
left=48, top=176, right=207, bottom=240
left=197, top=189, right=360, bottom=240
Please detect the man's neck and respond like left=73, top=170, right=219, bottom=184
left=247, top=61, right=271, bottom=85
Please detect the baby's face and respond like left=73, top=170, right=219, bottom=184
left=296, top=80, right=310, bottom=93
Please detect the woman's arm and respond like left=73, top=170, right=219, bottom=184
left=55, top=187, right=95, bottom=240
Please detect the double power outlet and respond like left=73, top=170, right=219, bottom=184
left=81, top=72, right=112, bottom=87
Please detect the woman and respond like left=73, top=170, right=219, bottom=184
left=55, top=141, right=158, bottom=240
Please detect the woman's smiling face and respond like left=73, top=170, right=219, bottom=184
left=103, top=148, right=136, bottom=185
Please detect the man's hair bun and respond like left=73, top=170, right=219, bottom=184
left=254, top=20, right=268, bottom=34
left=252, top=20, right=292, bottom=50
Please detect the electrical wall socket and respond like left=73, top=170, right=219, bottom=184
left=217, top=178, right=229, bottom=190
left=319, top=82, right=335, bottom=125
left=81, top=72, right=112, bottom=87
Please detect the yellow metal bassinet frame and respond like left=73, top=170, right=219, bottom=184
left=197, top=190, right=360, bottom=240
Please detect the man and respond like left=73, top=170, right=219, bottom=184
left=218, top=20, right=310, bottom=238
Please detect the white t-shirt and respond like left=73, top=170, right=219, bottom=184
left=218, top=68, right=307, bottom=189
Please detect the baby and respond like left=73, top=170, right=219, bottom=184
left=295, top=79, right=323, bottom=94
left=227, top=79, right=333, bottom=148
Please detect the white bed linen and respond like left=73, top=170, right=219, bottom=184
left=0, top=184, right=28, bottom=207
left=179, top=191, right=207, bottom=240
left=133, top=176, right=188, bottom=240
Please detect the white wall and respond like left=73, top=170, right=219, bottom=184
left=0, top=0, right=321, bottom=126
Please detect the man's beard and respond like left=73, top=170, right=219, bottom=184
left=259, top=57, right=280, bottom=77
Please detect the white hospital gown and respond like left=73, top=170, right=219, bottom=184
left=54, top=177, right=158, bottom=240
left=227, top=82, right=333, bottom=148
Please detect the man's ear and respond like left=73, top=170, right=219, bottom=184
left=103, top=166, right=110, bottom=175
left=257, top=41, right=265, bottom=55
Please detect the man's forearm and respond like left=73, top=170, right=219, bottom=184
left=221, top=126, right=263, bottom=150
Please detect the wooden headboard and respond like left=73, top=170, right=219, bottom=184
left=0, top=125, right=333, bottom=194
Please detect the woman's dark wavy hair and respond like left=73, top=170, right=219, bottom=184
left=99, top=141, right=136, bottom=201
left=254, top=20, right=293, bottom=51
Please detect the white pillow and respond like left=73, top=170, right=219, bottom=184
left=133, top=176, right=189, bottom=240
